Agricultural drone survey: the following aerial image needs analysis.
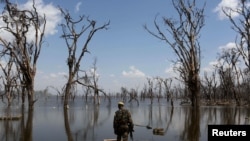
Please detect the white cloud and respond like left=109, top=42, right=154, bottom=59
left=75, top=2, right=82, bottom=12
left=90, top=68, right=100, bottom=77
left=202, top=60, right=220, bottom=73
left=122, top=66, right=145, bottom=78
left=209, top=60, right=220, bottom=67
left=202, top=42, right=237, bottom=72
left=0, top=0, right=61, bottom=43
left=35, top=71, right=67, bottom=91
left=213, top=0, right=242, bottom=20
left=201, top=42, right=240, bottom=75
left=0, top=60, right=7, bottom=68
left=49, top=73, right=57, bottom=78
left=164, top=63, right=179, bottom=77
left=45, top=72, right=67, bottom=79
left=0, top=19, right=13, bottom=42
left=20, top=0, right=61, bottom=36
left=218, top=42, right=236, bottom=51
left=58, top=72, right=67, bottom=76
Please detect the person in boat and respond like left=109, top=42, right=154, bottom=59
left=113, top=101, right=134, bottom=141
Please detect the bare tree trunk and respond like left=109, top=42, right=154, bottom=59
left=27, top=78, right=35, bottom=108
left=21, top=85, right=26, bottom=104
left=63, top=108, right=73, bottom=141
left=20, top=105, right=33, bottom=141
left=64, top=72, right=74, bottom=107
left=223, top=0, right=250, bottom=105
left=145, top=0, right=205, bottom=107
left=0, top=0, right=46, bottom=108
left=59, top=8, right=109, bottom=107
left=189, top=72, right=200, bottom=106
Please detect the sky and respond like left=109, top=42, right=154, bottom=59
left=0, top=0, right=245, bottom=94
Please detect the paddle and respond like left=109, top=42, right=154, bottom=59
left=134, top=124, right=152, bottom=129
left=129, top=124, right=134, bottom=141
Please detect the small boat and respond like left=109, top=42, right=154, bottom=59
left=103, top=139, right=116, bottom=141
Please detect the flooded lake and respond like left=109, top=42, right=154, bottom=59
left=0, top=96, right=249, bottom=141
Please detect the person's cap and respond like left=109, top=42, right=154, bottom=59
left=118, top=101, right=124, bottom=105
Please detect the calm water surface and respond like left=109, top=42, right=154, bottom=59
left=0, top=97, right=250, bottom=141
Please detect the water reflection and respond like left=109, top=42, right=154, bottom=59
left=63, top=107, right=73, bottom=141
left=179, top=107, right=200, bottom=141
left=0, top=106, right=33, bottom=141
left=20, top=106, right=33, bottom=141
left=0, top=98, right=249, bottom=141
left=63, top=99, right=112, bottom=141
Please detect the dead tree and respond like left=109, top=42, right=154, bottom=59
left=0, top=53, right=18, bottom=106
left=201, top=71, right=217, bottom=102
left=0, top=0, right=46, bottom=108
left=146, top=77, right=154, bottom=104
left=128, top=88, right=139, bottom=106
left=145, top=0, right=205, bottom=107
left=59, top=8, right=109, bottom=107
left=223, top=0, right=250, bottom=103
left=217, top=48, right=242, bottom=105
left=223, top=0, right=250, bottom=70
left=120, top=87, right=128, bottom=102
left=140, top=84, right=147, bottom=101
left=154, top=77, right=163, bottom=103
left=77, top=58, right=108, bottom=105
left=89, top=58, right=103, bottom=104
left=162, top=78, right=174, bottom=106
left=241, top=68, right=250, bottom=103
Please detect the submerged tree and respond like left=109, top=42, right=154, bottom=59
left=77, top=58, right=108, bottom=104
left=0, top=52, right=18, bottom=106
left=0, top=0, right=46, bottom=108
left=59, top=8, right=109, bottom=108
left=145, top=0, right=205, bottom=107
left=217, top=47, right=242, bottom=105
left=223, top=0, right=250, bottom=103
left=223, top=0, right=250, bottom=70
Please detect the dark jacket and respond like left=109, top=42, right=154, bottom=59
left=113, top=108, right=133, bottom=134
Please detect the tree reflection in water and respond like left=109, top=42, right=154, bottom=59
left=180, top=107, right=200, bottom=141
left=0, top=105, right=33, bottom=141
left=0, top=98, right=249, bottom=141
left=63, top=99, right=112, bottom=141
left=20, top=106, right=33, bottom=141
